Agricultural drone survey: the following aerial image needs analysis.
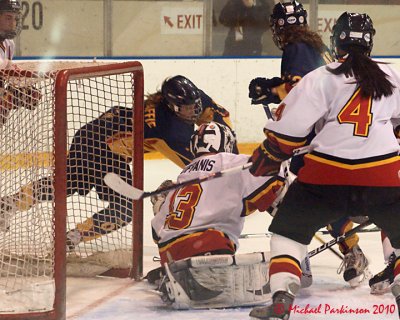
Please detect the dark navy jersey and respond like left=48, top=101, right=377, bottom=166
left=276, top=42, right=333, bottom=100
left=144, top=90, right=236, bottom=168
left=281, top=42, right=331, bottom=79
left=67, top=89, right=236, bottom=171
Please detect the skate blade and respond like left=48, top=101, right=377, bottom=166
left=348, top=268, right=372, bottom=288
left=370, top=280, right=392, bottom=295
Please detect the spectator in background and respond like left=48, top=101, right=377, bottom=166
left=0, top=0, right=40, bottom=125
left=219, top=0, right=271, bottom=56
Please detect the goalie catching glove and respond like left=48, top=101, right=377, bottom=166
left=248, top=77, right=283, bottom=105
left=151, top=179, right=175, bottom=215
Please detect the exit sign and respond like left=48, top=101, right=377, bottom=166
left=161, top=6, right=203, bottom=35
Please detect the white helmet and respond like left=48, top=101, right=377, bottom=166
left=190, top=122, right=236, bottom=158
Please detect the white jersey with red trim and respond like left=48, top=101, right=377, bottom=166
left=265, top=60, right=400, bottom=186
left=0, top=39, right=14, bottom=68
left=151, top=152, right=283, bottom=248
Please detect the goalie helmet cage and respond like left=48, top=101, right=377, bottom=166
left=0, top=61, right=144, bottom=320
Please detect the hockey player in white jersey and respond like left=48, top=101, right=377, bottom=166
left=248, top=12, right=400, bottom=320
left=0, top=0, right=19, bottom=68
left=0, top=0, right=40, bottom=126
left=150, top=122, right=286, bottom=309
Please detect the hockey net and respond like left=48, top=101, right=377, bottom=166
left=0, top=61, right=144, bottom=319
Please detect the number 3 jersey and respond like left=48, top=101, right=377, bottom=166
left=151, top=152, right=284, bottom=258
left=266, top=60, right=400, bottom=186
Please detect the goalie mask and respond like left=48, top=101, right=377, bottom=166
left=270, top=1, right=307, bottom=49
left=161, top=75, right=203, bottom=124
left=0, top=0, right=21, bottom=40
left=330, top=12, right=375, bottom=59
left=190, top=122, right=236, bottom=158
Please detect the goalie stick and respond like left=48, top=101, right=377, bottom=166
left=104, top=162, right=252, bottom=200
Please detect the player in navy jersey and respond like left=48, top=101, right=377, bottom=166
left=248, top=0, right=332, bottom=108
left=0, top=75, right=237, bottom=250
left=248, top=12, right=400, bottom=320
left=143, top=75, right=238, bottom=168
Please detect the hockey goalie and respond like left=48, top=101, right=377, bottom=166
left=149, top=121, right=287, bottom=309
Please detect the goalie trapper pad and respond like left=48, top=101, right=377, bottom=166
left=159, top=252, right=271, bottom=310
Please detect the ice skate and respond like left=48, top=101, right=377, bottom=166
left=0, top=196, right=17, bottom=232
left=249, top=290, right=295, bottom=320
left=338, top=245, right=370, bottom=287
left=146, top=266, right=165, bottom=285
left=66, top=229, right=82, bottom=251
left=369, top=252, right=395, bottom=294
left=391, top=278, right=400, bottom=318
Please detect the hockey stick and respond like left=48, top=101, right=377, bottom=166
left=239, top=224, right=379, bottom=239
left=308, top=220, right=372, bottom=258
left=313, top=234, right=343, bottom=260
left=104, top=162, right=252, bottom=200
left=263, top=103, right=273, bottom=119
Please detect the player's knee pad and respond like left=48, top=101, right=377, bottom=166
left=160, top=252, right=271, bottom=310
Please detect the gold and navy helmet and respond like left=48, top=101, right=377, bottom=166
left=161, top=75, right=203, bottom=124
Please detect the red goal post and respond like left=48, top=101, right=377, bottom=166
left=0, top=61, right=144, bottom=320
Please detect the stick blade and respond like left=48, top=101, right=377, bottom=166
left=104, top=173, right=143, bottom=200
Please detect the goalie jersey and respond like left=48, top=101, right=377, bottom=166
left=151, top=152, right=284, bottom=264
left=266, top=61, right=400, bottom=186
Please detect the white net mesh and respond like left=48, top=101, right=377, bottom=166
left=0, top=61, right=142, bottom=316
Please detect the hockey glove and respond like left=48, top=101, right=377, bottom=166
left=248, top=77, right=284, bottom=105
left=151, top=179, right=175, bottom=215
left=0, top=86, right=41, bottom=115
left=11, top=86, right=42, bottom=110
left=249, top=139, right=284, bottom=177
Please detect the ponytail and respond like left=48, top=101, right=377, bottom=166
left=327, top=47, right=395, bottom=99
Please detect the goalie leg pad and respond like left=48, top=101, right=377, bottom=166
left=161, top=252, right=271, bottom=310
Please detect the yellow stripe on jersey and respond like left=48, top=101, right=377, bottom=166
left=306, top=153, right=400, bottom=170
left=0, top=143, right=259, bottom=170
left=144, top=138, right=191, bottom=169
left=0, top=152, right=53, bottom=170
left=268, top=131, right=307, bottom=149
left=276, top=83, right=288, bottom=101
left=242, top=178, right=285, bottom=216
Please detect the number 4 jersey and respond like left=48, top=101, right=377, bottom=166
left=151, top=152, right=284, bottom=263
left=266, top=60, right=400, bottom=186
